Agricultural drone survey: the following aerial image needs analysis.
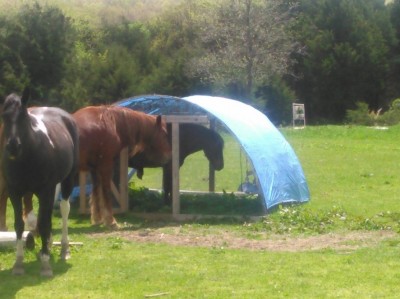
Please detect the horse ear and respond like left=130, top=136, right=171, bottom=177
left=156, top=115, right=162, bottom=128
left=21, top=87, right=30, bottom=105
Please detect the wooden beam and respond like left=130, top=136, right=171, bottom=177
left=119, top=147, right=129, bottom=212
left=208, top=119, right=216, bottom=192
left=0, top=231, right=35, bottom=250
left=171, top=122, right=180, bottom=216
left=79, top=171, right=87, bottom=214
left=131, top=212, right=262, bottom=222
left=163, top=115, right=209, bottom=124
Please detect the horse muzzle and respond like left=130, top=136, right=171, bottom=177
left=5, top=137, right=21, bottom=160
left=213, top=159, right=224, bottom=171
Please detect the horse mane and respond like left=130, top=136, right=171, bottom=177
left=98, top=105, right=162, bottom=156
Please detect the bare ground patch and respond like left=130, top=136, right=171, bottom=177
left=91, top=227, right=397, bottom=252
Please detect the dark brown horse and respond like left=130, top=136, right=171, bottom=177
left=73, top=106, right=171, bottom=227
left=129, top=123, right=224, bottom=203
left=2, top=89, right=79, bottom=276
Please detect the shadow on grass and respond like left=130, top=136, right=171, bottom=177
left=0, top=254, right=71, bottom=299
left=50, top=188, right=266, bottom=237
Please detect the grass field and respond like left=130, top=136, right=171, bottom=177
left=1, top=125, right=400, bottom=298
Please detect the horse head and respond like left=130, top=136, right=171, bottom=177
left=2, top=88, right=30, bottom=160
left=204, top=132, right=224, bottom=171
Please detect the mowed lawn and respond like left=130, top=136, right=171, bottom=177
left=283, top=125, right=400, bottom=217
left=1, top=125, right=400, bottom=298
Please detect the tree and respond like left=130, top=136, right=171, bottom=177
left=0, top=15, right=30, bottom=96
left=289, top=0, right=396, bottom=122
left=11, top=3, right=73, bottom=101
left=387, top=0, right=400, bottom=99
left=143, top=0, right=206, bottom=96
left=187, top=0, right=297, bottom=103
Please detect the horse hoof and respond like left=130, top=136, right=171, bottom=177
left=12, top=257, right=25, bottom=275
left=90, top=218, right=103, bottom=226
left=106, top=222, right=119, bottom=230
left=12, top=265, right=25, bottom=275
left=0, top=225, right=8, bottom=232
left=40, top=267, right=53, bottom=277
left=40, top=259, right=53, bottom=277
left=60, top=245, right=71, bottom=260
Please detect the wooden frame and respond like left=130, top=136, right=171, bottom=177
left=163, top=115, right=210, bottom=216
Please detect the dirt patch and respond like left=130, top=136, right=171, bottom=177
left=92, top=227, right=397, bottom=252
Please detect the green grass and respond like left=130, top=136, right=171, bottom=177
left=1, top=219, right=400, bottom=298
left=2, top=125, right=400, bottom=298
left=282, top=125, right=400, bottom=217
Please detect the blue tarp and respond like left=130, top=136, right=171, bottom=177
left=117, top=95, right=310, bottom=210
left=182, top=96, right=310, bottom=209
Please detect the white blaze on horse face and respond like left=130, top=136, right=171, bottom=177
left=29, top=112, right=55, bottom=148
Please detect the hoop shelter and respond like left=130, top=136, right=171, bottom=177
left=117, top=95, right=310, bottom=210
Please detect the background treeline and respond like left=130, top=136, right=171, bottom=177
left=0, top=0, right=399, bottom=124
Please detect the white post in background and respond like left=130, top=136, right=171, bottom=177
left=292, top=103, right=306, bottom=128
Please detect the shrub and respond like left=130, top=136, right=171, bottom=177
left=346, top=99, right=400, bottom=126
left=380, top=98, right=400, bottom=125
left=346, top=102, right=378, bottom=126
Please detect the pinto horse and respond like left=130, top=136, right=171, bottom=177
left=0, top=137, right=34, bottom=231
left=73, top=106, right=171, bottom=228
left=2, top=89, right=79, bottom=276
left=0, top=124, right=37, bottom=232
left=129, top=123, right=224, bottom=203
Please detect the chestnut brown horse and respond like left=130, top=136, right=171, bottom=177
left=2, top=89, right=79, bottom=276
left=74, top=106, right=171, bottom=227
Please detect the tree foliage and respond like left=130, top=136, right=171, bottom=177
left=0, top=3, right=73, bottom=102
left=187, top=0, right=296, bottom=103
left=289, top=0, right=397, bottom=121
left=0, top=0, right=399, bottom=123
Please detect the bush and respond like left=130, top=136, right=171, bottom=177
left=346, top=102, right=379, bottom=126
left=380, top=98, right=400, bottom=125
left=346, top=99, right=400, bottom=126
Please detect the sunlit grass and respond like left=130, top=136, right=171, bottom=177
left=282, top=125, right=400, bottom=217
left=2, top=125, right=400, bottom=298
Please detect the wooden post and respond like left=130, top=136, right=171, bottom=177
left=171, top=122, right=180, bottom=216
left=208, top=119, right=216, bottom=192
left=119, top=147, right=129, bottom=212
left=0, top=231, right=35, bottom=250
left=79, top=171, right=87, bottom=214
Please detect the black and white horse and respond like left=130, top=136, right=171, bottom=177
left=1, top=89, right=79, bottom=276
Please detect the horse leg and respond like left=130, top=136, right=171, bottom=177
left=37, top=188, right=55, bottom=277
left=90, top=170, right=103, bottom=225
left=59, top=175, right=74, bottom=260
left=9, top=194, right=24, bottom=275
left=0, top=191, right=8, bottom=231
left=162, top=163, right=173, bottom=205
left=99, top=163, right=118, bottom=229
left=23, top=192, right=37, bottom=232
left=0, top=171, right=9, bottom=231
